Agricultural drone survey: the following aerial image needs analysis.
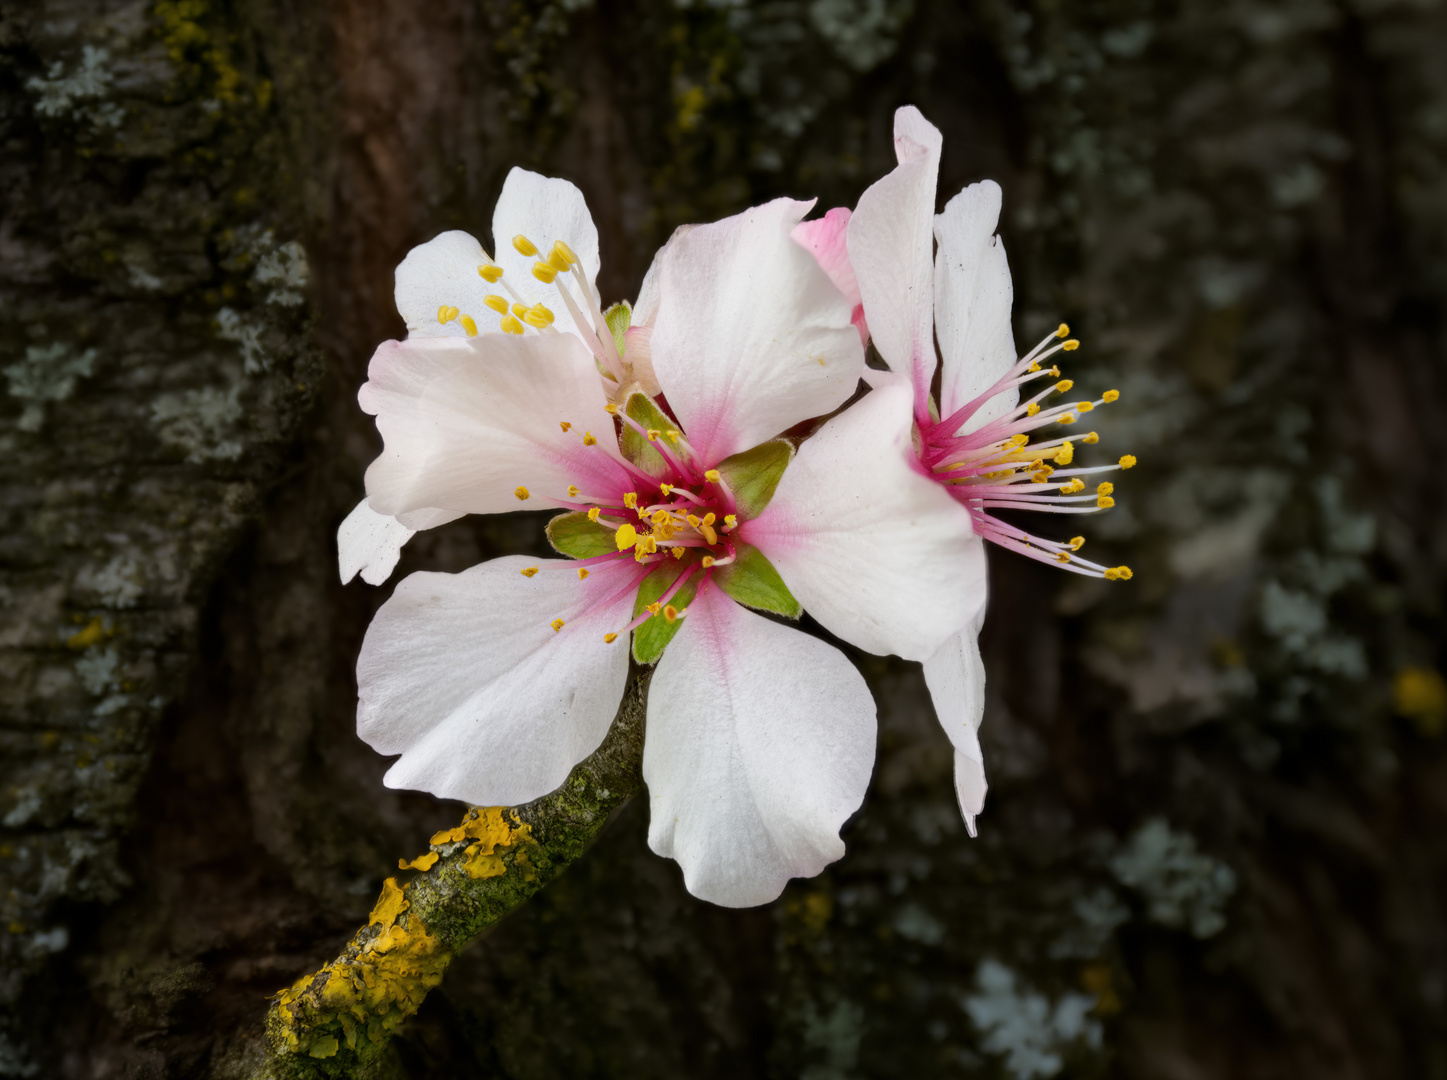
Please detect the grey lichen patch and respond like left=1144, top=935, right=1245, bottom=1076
left=25, top=45, right=125, bottom=129
left=223, top=226, right=311, bottom=309
left=961, top=960, right=1102, bottom=1080
left=4, top=342, right=98, bottom=432
left=150, top=384, right=245, bottom=462
left=1108, top=818, right=1237, bottom=938
left=74, top=557, right=144, bottom=609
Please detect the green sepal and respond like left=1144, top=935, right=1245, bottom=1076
left=621, top=392, right=671, bottom=476
left=716, top=440, right=793, bottom=520
left=546, top=512, right=617, bottom=560
left=604, top=301, right=631, bottom=358
left=713, top=543, right=802, bottom=618
left=631, top=558, right=701, bottom=664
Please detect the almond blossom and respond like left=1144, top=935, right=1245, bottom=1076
left=348, top=190, right=984, bottom=907
left=819, top=106, right=1137, bottom=835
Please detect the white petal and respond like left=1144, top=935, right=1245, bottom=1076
left=745, top=372, right=986, bottom=662
left=394, top=230, right=501, bottom=340
left=339, top=499, right=414, bottom=585
left=491, top=167, right=601, bottom=344
left=632, top=223, right=696, bottom=328
left=644, top=585, right=876, bottom=907
left=922, top=620, right=989, bottom=836
left=934, top=181, right=1018, bottom=430
left=649, top=198, right=864, bottom=465
left=357, top=556, right=638, bottom=806
left=359, top=332, right=634, bottom=519
left=846, top=106, right=942, bottom=401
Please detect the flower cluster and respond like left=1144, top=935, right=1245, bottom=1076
left=340, top=108, right=1132, bottom=907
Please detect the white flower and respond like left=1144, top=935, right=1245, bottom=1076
left=351, top=194, right=983, bottom=906
left=817, top=106, right=1137, bottom=835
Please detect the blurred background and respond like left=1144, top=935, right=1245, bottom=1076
left=3, top=0, right=1446, bottom=1076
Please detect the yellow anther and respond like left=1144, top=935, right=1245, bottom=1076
left=1119, top=454, right=1137, bottom=469
left=1050, top=366, right=1060, bottom=377
left=1078, top=401, right=1094, bottom=412
left=646, top=429, right=661, bottom=441
left=1055, top=323, right=1070, bottom=338
left=1057, top=552, right=1071, bottom=563
left=438, top=305, right=452, bottom=324
left=1097, top=482, right=1114, bottom=495
left=459, top=314, right=478, bottom=336
left=478, top=264, right=504, bottom=282
left=512, top=235, right=539, bottom=257
left=1009, top=433, right=1030, bottom=448
left=670, top=548, right=684, bottom=559
left=1028, top=362, right=1041, bottom=373
left=1102, top=389, right=1120, bottom=403
left=1104, top=566, right=1133, bottom=581
left=547, top=247, right=571, bottom=272
left=646, top=602, right=661, bottom=615
left=532, top=261, right=559, bottom=283
left=583, top=431, right=597, bottom=446
left=651, top=510, right=671, bottom=526
left=704, top=469, right=721, bottom=482
left=523, top=309, right=551, bottom=328
left=553, top=240, right=579, bottom=265
left=529, top=303, right=555, bottom=325
left=515, top=486, right=530, bottom=501
left=1082, top=432, right=1099, bottom=444
left=606, top=403, right=619, bottom=415
left=500, top=315, right=524, bottom=335
left=520, top=566, right=539, bottom=578
left=1056, top=441, right=1075, bottom=465
left=551, top=618, right=565, bottom=632
left=1027, top=403, right=1040, bottom=416
left=623, top=492, right=638, bottom=509
left=701, top=524, right=717, bottom=545
left=1097, top=495, right=1116, bottom=508
left=511, top=302, right=529, bottom=318
left=1069, top=536, right=1085, bottom=550
left=577, top=567, right=590, bottom=580
left=1059, top=414, right=1077, bottom=425
left=660, top=482, right=673, bottom=495
left=701, top=555, right=715, bottom=568
left=614, top=523, right=638, bottom=550
left=567, top=485, right=579, bottom=497
left=603, top=632, right=619, bottom=644
left=663, top=604, right=680, bottom=623
left=1062, top=339, right=1080, bottom=351
left=665, top=430, right=681, bottom=443
left=1061, top=479, right=1085, bottom=494
left=723, top=514, right=737, bottom=527
left=686, top=514, right=701, bottom=528
left=702, top=512, right=716, bottom=526
left=587, top=507, right=601, bottom=522
left=484, top=294, right=510, bottom=314
left=1055, top=379, right=1074, bottom=394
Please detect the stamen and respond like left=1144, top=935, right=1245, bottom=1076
left=515, top=487, right=530, bottom=501
left=478, top=264, right=504, bottom=282
left=521, top=566, right=539, bottom=577
left=1062, top=339, right=1080, bottom=351
left=501, top=315, right=524, bottom=335
left=587, top=508, right=601, bottom=522
left=560, top=421, right=572, bottom=432
left=568, top=485, right=579, bottom=497
left=663, top=605, right=681, bottom=623
left=459, top=315, right=478, bottom=336
left=577, top=568, right=590, bottom=580
left=1102, top=390, right=1120, bottom=402
left=1056, top=323, right=1070, bottom=338
left=1120, top=455, right=1137, bottom=468
left=546, top=245, right=571, bottom=272
left=532, top=262, right=559, bottom=284
left=550, top=618, right=565, bottom=632
left=1103, top=567, right=1133, bottom=581
left=513, top=235, right=539, bottom=257
left=603, top=632, right=618, bottom=643
left=1083, top=433, right=1099, bottom=444
left=583, top=431, right=597, bottom=446
left=484, top=295, right=510, bottom=314
left=553, top=240, right=578, bottom=265
left=615, top=524, right=638, bottom=551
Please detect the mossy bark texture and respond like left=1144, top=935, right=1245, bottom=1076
left=2, top=0, right=1446, bottom=1078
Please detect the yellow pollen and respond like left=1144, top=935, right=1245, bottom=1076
left=603, top=632, right=618, bottom=643
left=701, top=555, right=715, bottom=567
left=500, top=315, right=524, bottom=335
left=532, top=261, right=559, bottom=283
left=723, top=514, right=737, bottom=527
left=1009, top=433, right=1029, bottom=448
left=1059, top=414, right=1077, bottom=424
left=484, top=294, right=510, bottom=314
left=1050, top=366, right=1060, bottom=377
left=459, top=314, right=478, bottom=337
left=1029, top=361, right=1041, bottom=372
left=615, top=524, right=638, bottom=550
left=1104, top=566, right=1133, bottom=581
left=583, top=431, right=597, bottom=446
left=605, top=403, right=619, bottom=415
left=663, top=605, right=680, bottom=623
left=523, top=308, right=551, bottom=328
left=1057, top=552, right=1071, bottom=563
left=1082, top=432, right=1099, bottom=444
left=587, top=507, right=601, bottom=522
left=1097, top=482, right=1114, bottom=495
left=1061, top=479, right=1085, bottom=494
left=686, top=514, right=701, bottom=528
left=1069, top=536, right=1085, bottom=550
left=1062, top=339, right=1080, bottom=351
left=646, top=602, right=661, bottom=615
left=478, top=263, right=504, bottom=282
left=553, top=240, right=579, bottom=265
left=520, top=566, right=539, bottom=577
left=660, top=482, right=673, bottom=495
left=1097, top=495, right=1116, bottom=508
left=515, top=486, right=530, bottom=500
left=1055, top=323, right=1070, bottom=338
left=551, top=618, right=565, bottom=632
left=704, top=469, right=721, bottom=482
left=1055, top=380, right=1074, bottom=393
left=1120, top=455, right=1137, bottom=469
left=665, top=430, right=681, bottom=443
left=623, top=492, right=638, bottom=509
left=1056, top=441, right=1075, bottom=465
left=647, top=429, right=661, bottom=441
left=512, top=235, right=539, bottom=257
left=670, top=548, right=684, bottom=559
left=1102, top=389, right=1120, bottom=402
left=577, top=567, right=590, bottom=580
left=650, top=510, right=671, bottom=526
left=568, top=485, right=579, bottom=497
left=1027, top=403, right=1040, bottom=416
left=1078, top=401, right=1094, bottom=412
